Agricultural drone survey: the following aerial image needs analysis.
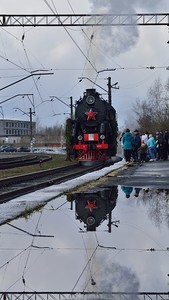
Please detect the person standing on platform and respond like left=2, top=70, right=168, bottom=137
left=141, top=131, right=149, bottom=145
left=147, top=134, right=156, bottom=161
left=163, top=130, right=169, bottom=160
left=132, top=130, right=141, bottom=162
left=122, top=128, right=134, bottom=163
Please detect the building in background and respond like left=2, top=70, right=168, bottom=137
left=0, top=119, right=36, bottom=145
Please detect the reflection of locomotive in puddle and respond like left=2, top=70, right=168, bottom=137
left=67, top=186, right=118, bottom=232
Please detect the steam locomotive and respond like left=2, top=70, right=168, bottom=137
left=71, top=88, right=117, bottom=164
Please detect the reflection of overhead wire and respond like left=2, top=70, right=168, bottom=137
left=7, top=223, right=54, bottom=237
left=71, top=244, right=99, bottom=292
left=21, top=212, right=43, bottom=288
left=0, top=246, right=30, bottom=271
left=98, top=244, right=169, bottom=252
left=47, top=201, right=68, bottom=210
left=5, top=248, right=47, bottom=291
left=123, top=221, right=169, bottom=257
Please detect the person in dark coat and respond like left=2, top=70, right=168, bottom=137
left=132, top=130, right=141, bottom=162
left=157, top=131, right=165, bottom=160
left=164, top=130, right=169, bottom=159
left=122, top=128, right=134, bottom=162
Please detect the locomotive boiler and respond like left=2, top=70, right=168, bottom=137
left=71, top=88, right=117, bottom=164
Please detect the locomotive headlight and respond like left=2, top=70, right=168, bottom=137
left=100, top=134, right=105, bottom=140
left=86, top=216, right=95, bottom=226
left=78, top=135, right=83, bottom=140
left=86, top=95, right=95, bottom=105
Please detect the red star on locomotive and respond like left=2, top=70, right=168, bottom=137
left=85, top=108, right=97, bottom=120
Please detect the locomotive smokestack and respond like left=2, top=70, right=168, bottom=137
left=86, top=89, right=96, bottom=96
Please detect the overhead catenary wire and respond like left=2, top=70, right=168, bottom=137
left=0, top=17, right=52, bottom=114
left=43, top=0, right=98, bottom=73
left=66, top=0, right=124, bottom=71
left=21, top=38, right=44, bottom=105
left=0, top=54, right=29, bottom=73
left=66, top=0, right=98, bottom=77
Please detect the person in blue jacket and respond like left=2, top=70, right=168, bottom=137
left=147, top=134, right=156, bottom=161
left=122, top=128, right=134, bottom=162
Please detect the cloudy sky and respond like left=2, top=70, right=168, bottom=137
left=0, top=0, right=169, bottom=130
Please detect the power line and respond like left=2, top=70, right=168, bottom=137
left=43, top=0, right=98, bottom=73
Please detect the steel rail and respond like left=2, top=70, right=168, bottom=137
left=0, top=163, right=105, bottom=204
left=0, top=155, right=52, bottom=169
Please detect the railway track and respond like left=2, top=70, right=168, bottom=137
left=0, top=162, right=106, bottom=204
left=0, top=154, right=52, bottom=169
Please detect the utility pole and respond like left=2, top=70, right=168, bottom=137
left=107, top=77, right=119, bottom=106
left=70, top=96, right=73, bottom=119
left=13, top=106, right=35, bottom=152
left=29, top=107, right=33, bottom=142
left=107, top=77, right=112, bottom=105
left=29, top=107, right=36, bottom=152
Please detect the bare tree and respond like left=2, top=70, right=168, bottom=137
left=133, top=78, right=169, bottom=134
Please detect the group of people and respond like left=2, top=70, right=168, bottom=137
left=120, top=128, right=169, bottom=163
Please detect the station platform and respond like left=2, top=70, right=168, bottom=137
left=106, top=159, right=169, bottom=190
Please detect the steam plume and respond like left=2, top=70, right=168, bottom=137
left=88, top=0, right=166, bottom=57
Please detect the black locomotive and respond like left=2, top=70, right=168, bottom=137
left=71, top=88, right=117, bottom=163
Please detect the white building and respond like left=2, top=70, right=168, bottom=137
left=0, top=118, right=36, bottom=144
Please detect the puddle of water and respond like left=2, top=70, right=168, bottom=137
left=0, top=186, right=168, bottom=292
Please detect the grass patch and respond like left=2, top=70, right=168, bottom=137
left=0, top=154, right=78, bottom=179
left=20, top=204, right=44, bottom=219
